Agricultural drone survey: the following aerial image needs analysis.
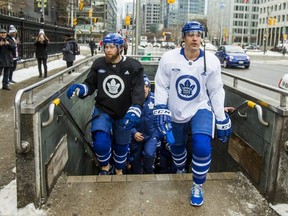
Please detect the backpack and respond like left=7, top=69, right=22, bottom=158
left=73, top=42, right=80, bottom=55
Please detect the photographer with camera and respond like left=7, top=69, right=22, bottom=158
left=0, top=29, right=15, bottom=90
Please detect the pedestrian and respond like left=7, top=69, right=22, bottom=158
left=129, top=75, right=158, bottom=174
left=89, top=38, right=97, bottom=56
left=7, top=25, right=19, bottom=83
left=0, top=29, right=15, bottom=90
left=282, top=46, right=286, bottom=56
left=153, top=21, right=232, bottom=206
left=34, top=29, right=49, bottom=78
left=62, top=33, right=76, bottom=69
left=66, top=33, right=145, bottom=175
left=123, top=38, right=128, bottom=55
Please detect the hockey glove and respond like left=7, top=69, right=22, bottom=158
left=216, top=113, right=232, bottom=143
left=153, top=104, right=175, bottom=145
left=67, top=84, right=88, bottom=99
left=122, top=105, right=142, bottom=130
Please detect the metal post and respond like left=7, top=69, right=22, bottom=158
left=41, top=0, right=45, bottom=23
left=264, top=7, right=270, bottom=55
left=131, top=0, right=135, bottom=55
left=220, top=3, right=225, bottom=46
left=135, top=0, right=140, bottom=55
left=70, top=0, right=74, bottom=28
left=241, top=4, right=246, bottom=48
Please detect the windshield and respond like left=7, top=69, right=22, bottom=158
left=226, top=46, right=245, bottom=53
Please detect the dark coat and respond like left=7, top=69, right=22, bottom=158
left=89, top=40, right=96, bottom=50
left=6, top=34, right=18, bottom=60
left=34, top=38, right=49, bottom=59
left=0, top=37, right=15, bottom=67
left=62, top=38, right=76, bottom=62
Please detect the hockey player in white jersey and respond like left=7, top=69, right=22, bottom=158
left=153, top=21, right=232, bottom=206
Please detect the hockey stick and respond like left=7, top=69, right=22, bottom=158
left=57, top=100, right=99, bottom=166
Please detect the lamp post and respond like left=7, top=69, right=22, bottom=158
left=219, top=3, right=225, bottom=46
left=264, top=6, right=271, bottom=55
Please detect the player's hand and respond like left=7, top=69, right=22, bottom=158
left=153, top=104, right=175, bottom=145
left=122, top=105, right=142, bottom=130
left=66, top=84, right=88, bottom=99
left=216, top=113, right=232, bottom=143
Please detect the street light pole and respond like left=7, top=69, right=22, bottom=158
left=264, top=7, right=270, bottom=55
left=220, top=3, right=225, bottom=46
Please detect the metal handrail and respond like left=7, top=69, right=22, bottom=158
left=14, top=56, right=95, bottom=153
left=14, top=55, right=288, bottom=153
left=221, top=70, right=288, bottom=107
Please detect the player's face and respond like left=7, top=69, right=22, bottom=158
left=144, top=84, right=149, bottom=98
left=183, top=31, right=202, bottom=51
left=104, top=43, right=120, bottom=63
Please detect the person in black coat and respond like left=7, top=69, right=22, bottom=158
left=62, top=34, right=76, bottom=69
left=89, top=38, right=97, bottom=56
left=34, top=29, right=49, bottom=78
left=0, top=29, right=15, bottom=90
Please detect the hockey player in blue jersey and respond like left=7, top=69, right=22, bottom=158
left=129, top=75, right=158, bottom=174
left=66, top=33, right=145, bottom=175
left=153, top=21, right=232, bottom=206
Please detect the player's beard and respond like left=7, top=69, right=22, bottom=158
left=105, top=52, right=119, bottom=63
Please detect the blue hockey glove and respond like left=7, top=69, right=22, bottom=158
left=153, top=104, right=175, bottom=145
left=216, top=113, right=232, bottom=143
left=122, top=105, right=142, bottom=130
left=67, top=84, right=88, bottom=99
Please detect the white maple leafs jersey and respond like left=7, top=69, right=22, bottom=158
left=154, top=47, right=226, bottom=123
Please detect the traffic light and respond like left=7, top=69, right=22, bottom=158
left=125, top=15, right=130, bottom=26
left=79, top=0, right=84, bottom=11
left=93, top=17, right=98, bottom=23
left=36, top=0, right=47, bottom=8
left=167, top=0, right=175, bottom=3
left=273, top=18, right=277, bottom=25
left=88, top=9, right=92, bottom=18
left=73, top=18, right=77, bottom=26
left=268, top=17, right=272, bottom=26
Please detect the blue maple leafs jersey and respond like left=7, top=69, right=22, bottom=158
left=154, top=48, right=226, bottom=123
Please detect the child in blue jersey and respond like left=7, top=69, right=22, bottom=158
left=153, top=21, right=232, bottom=206
left=129, top=75, right=158, bottom=174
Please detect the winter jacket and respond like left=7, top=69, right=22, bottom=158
left=62, top=38, right=76, bottom=62
left=34, top=37, right=49, bottom=59
left=0, top=37, right=15, bottom=68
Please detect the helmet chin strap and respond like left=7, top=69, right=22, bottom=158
left=201, top=35, right=207, bottom=73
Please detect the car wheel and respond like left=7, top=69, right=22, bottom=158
left=245, top=65, right=249, bottom=69
left=223, top=60, right=229, bottom=68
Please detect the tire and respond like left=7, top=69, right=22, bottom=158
left=223, top=60, right=229, bottom=68
left=245, top=65, right=249, bottom=69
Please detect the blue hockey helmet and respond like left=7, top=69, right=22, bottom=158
left=103, top=33, right=124, bottom=49
left=182, top=21, right=205, bottom=37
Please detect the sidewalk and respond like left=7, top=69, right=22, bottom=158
left=0, top=55, right=87, bottom=89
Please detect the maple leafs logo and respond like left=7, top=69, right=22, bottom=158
left=175, top=75, right=200, bottom=101
left=107, top=78, right=120, bottom=94
left=180, top=80, right=195, bottom=96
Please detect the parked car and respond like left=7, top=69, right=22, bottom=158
left=202, top=42, right=217, bottom=53
left=140, top=41, right=148, bottom=48
left=153, top=43, right=161, bottom=48
left=167, top=42, right=176, bottom=49
left=215, top=45, right=250, bottom=69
